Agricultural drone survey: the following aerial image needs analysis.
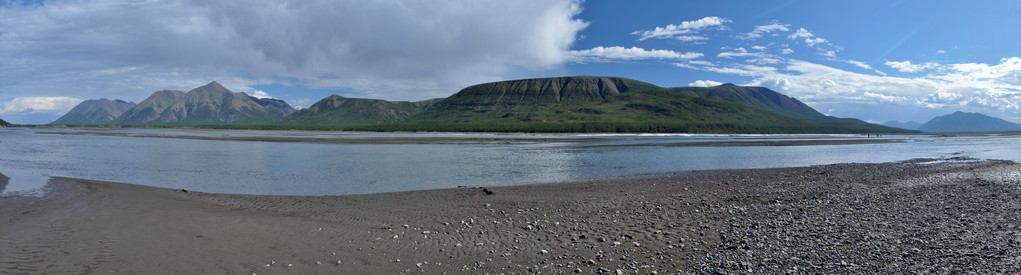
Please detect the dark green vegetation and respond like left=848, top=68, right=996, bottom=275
left=281, top=95, right=438, bottom=126
left=52, top=99, right=136, bottom=125
left=918, top=111, right=1021, bottom=133
left=53, top=76, right=910, bottom=134
left=0, top=118, right=10, bottom=127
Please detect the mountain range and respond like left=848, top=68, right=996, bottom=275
left=53, top=76, right=908, bottom=133
left=52, top=99, right=136, bottom=125
left=881, top=120, right=923, bottom=131
left=282, top=95, right=440, bottom=125
left=97, top=81, right=295, bottom=124
left=917, top=111, right=1021, bottom=133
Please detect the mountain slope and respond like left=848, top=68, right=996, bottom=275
left=283, top=95, right=434, bottom=125
left=0, top=118, right=9, bottom=127
left=114, top=82, right=296, bottom=124
left=52, top=99, right=136, bottom=125
left=114, top=90, right=186, bottom=124
left=671, top=84, right=823, bottom=118
left=882, top=120, right=922, bottom=130
left=158, top=81, right=296, bottom=123
left=918, top=111, right=1021, bottom=132
left=409, top=76, right=660, bottom=122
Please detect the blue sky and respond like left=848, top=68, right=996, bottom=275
left=2, top=0, right=1020, bottom=124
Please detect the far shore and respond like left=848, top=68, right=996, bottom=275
left=34, top=130, right=908, bottom=147
left=2, top=159, right=1020, bottom=273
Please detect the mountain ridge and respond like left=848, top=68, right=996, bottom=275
left=282, top=95, right=438, bottom=125
left=114, top=82, right=296, bottom=124
left=52, top=99, right=137, bottom=125
left=918, top=111, right=1021, bottom=133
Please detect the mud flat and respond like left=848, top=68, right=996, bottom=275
left=2, top=159, right=1020, bottom=274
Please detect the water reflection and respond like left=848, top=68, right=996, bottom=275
left=2, top=128, right=1019, bottom=196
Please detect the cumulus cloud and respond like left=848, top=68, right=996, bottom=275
left=0, top=97, right=82, bottom=116
left=804, top=37, right=828, bottom=47
left=688, top=57, right=1021, bottom=122
left=885, top=60, right=941, bottom=73
left=631, top=16, right=730, bottom=41
left=568, top=46, right=702, bottom=62
left=0, top=0, right=590, bottom=106
left=788, top=28, right=814, bottom=40
left=689, top=80, right=723, bottom=87
left=738, top=21, right=790, bottom=40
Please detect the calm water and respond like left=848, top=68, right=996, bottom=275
left=1, top=128, right=1019, bottom=196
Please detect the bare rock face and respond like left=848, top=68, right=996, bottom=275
left=114, top=82, right=296, bottom=124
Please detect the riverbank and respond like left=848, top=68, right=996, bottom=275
left=2, top=159, right=1020, bottom=273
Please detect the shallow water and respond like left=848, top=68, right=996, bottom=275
left=1, top=128, right=1018, bottom=196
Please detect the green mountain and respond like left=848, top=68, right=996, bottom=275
left=114, top=82, right=296, bottom=124
left=408, top=76, right=659, bottom=123
left=671, top=84, right=823, bottom=118
left=918, top=111, right=1021, bottom=133
left=282, top=95, right=439, bottom=125
left=0, top=118, right=10, bottom=127
left=362, top=76, right=900, bottom=133
left=52, top=99, right=136, bottom=125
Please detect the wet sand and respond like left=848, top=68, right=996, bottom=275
left=2, top=159, right=1020, bottom=274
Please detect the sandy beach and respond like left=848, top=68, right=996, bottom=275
left=2, top=159, right=1020, bottom=274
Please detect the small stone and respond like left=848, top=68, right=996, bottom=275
left=336, top=260, right=342, bottom=265
left=316, top=261, right=321, bottom=265
left=633, top=241, right=641, bottom=247
left=540, top=249, right=549, bottom=255
left=575, top=268, right=582, bottom=273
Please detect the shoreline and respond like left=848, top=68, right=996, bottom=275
left=2, top=160, right=1020, bottom=273
left=35, top=130, right=906, bottom=147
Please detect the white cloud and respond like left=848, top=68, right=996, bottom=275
left=751, top=45, right=767, bottom=51
left=688, top=60, right=716, bottom=66
left=804, top=37, right=828, bottom=47
left=738, top=22, right=791, bottom=40
left=781, top=48, right=794, bottom=54
left=631, top=16, right=730, bottom=41
left=246, top=90, right=275, bottom=99
left=0, top=0, right=590, bottom=105
left=674, top=36, right=709, bottom=42
left=788, top=28, right=814, bottom=40
left=885, top=60, right=942, bottom=73
left=937, top=50, right=947, bottom=54
left=0, top=97, right=82, bottom=115
left=696, top=58, right=1021, bottom=122
left=568, top=46, right=703, bottom=62
left=689, top=80, right=723, bottom=87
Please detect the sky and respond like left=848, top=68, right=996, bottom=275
left=2, top=0, right=1020, bottom=125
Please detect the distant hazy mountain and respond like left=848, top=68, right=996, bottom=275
left=114, top=82, right=296, bottom=124
left=283, top=95, right=439, bottom=125
left=52, top=99, right=136, bottom=125
left=918, top=111, right=1021, bottom=133
left=881, top=120, right=923, bottom=130
left=671, top=84, right=823, bottom=119
left=0, top=118, right=10, bottom=127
